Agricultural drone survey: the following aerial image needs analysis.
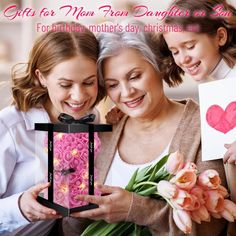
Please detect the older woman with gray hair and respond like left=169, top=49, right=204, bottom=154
left=62, top=21, right=229, bottom=235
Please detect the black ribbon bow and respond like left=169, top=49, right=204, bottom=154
left=58, top=113, right=95, bottom=124
left=56, top=113, right=95, bottom=176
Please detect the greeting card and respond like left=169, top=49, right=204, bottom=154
left=199, top=78, right=236, bottom=161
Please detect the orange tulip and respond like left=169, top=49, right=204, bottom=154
left=190, top=186, right=206, bottom=205
left=223, top=199, right=236, bottom=219
left=172, top=189, right=198, bottom=211
left=217, top=185, right=229, bottom=198
left=211, top=212, right=221, bottom=219
left=173, top=209, right=192, bottom=234
left=170, top=169, right=197, bottom=190
left=166, top=151, right=184, bottom=174
left=191, top=211, right=201, bottom=224
left=197, top=169, right=221, bottom=189
left=183, top=162, right=198, bottom=173
left=192, top=205, right=210, bottom=222
left=220, top=209, right=234, bottom=222
left=204, top=190, right=224, bottom=213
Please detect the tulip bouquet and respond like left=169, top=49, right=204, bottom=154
left=81, top=151, right=236, bottom=235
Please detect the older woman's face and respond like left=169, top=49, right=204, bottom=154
left=103, top=48, right=165, bottom=119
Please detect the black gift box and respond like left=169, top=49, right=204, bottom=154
left=34, top=114, right=112, bottom=216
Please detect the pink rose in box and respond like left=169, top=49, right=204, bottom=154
left=44, top=132, right=101, bottom=208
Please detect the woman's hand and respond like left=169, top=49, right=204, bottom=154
left=105, top=107, right=124, bottom=125
left=19, top=182, right=62, bottom=222
left=224, top=141, right=236, bottom=164
left=71, top=185, right=133, bottom=223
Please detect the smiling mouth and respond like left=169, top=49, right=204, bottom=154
left=124, top=95, right=145, bottom=108
left=66, top=102, right=86, bottom=108
left=186, top=62, right=201, bottom=73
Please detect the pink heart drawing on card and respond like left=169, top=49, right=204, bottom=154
left=206, top=101, right=236, bottom=134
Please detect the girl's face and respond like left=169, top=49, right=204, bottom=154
left=37, top=55, right=98, bottom=122
left=103, top=48, right=165, bottom=119
left=163, top=31, right=223, bottom=82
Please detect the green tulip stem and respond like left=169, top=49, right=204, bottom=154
left=134, top=181, right=158, bottom=189
left=134, top=181, right=176, bottom=210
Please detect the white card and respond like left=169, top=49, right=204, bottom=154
left=199, top=78, right=236, bottom=161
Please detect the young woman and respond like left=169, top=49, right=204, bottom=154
left=0, top=21, right=105, bottom=235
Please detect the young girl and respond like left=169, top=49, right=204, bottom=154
left=0, top=21, right=105, bottom=235
left=159, top=0, right=236, bottom=201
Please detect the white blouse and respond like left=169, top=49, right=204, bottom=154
left=105, top=144, right=170, bottom=188
left=0, top=106, right=99, bottom=233
left=209, top=59, right=236, bottom=81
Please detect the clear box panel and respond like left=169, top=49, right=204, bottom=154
left=35, top=130, right=49, bottom=200
left=52, top=132, right=101, bottom=208
left=35, top=129, right=101, bottom=209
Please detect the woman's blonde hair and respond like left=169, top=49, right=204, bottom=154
left=12, top=21, right=105, bottom=111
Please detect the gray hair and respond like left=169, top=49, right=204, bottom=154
left=97, top=20, right=161, bottom=88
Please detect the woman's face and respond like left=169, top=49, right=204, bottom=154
left=103, top=48, right=165, bottom=119
left=163, top=31, right=222, bottom=82
left=37, top=55, right=98, bottom=121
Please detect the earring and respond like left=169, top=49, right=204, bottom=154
left=41, top=84, right=47, bottom=88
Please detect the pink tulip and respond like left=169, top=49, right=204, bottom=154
left=190, top=186, right=206, bottom=205
left=190, top=211, right=201, bottom=224
left=223, top=199, right=236, bottom=219
left=170, top=169, right=197, bottom=190
left=183, top=162, right=198, bottom=173
left=211, top=212, right=221, bottom=219
left=190, top=195, right=201, bottom=211
left=172, top=189, right=198, bottom=211
left=220, top=209, right=234, bottom=222
left=166, top=151, right=184, bottom=174
left=173, top=209, right=192, bottom=234
left=192, top=205, right=210, bottom=222
left=157, top=180, right=178, bottom=199
left=197, top=169, right=221, bottom=190
left=204, top=190, right=224, bottom=213
left=217, top=185, right=229, bottom=198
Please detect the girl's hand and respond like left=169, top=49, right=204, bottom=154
left=19, top=182, right=62, bottom=222
left=223, top=141, right=236, bottom=164
left=105, top=107, right=124, bottom=125
left=71, top=185, right=133, bottom=223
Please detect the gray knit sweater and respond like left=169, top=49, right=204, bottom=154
left=62, top=99, right=229, bottom=236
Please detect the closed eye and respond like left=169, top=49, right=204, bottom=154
left=83, top=81, right=95, bottom=86
left=187, top=45, right=195, bottom=50
left=130, top=74, right=141, bottom=80
left=171, top=50, right=179, bottom=56
left=106, top=83, right=118, bottom=89
left=59, top=83, right=72, bottom=88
